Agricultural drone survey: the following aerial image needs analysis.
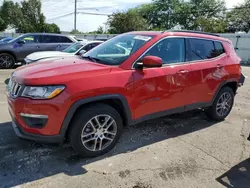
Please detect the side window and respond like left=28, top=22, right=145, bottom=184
left=214, top=41, right=225, bottom=57
left=143, top=38, right=185, bottom=65
left=189, top=39, right=215, bottom=60
left=84, top=43, right=100, bottom=51
left=59, top=36, right=73, bottom=43
left=42, top=35, right=58, bottom=43
left=21, top=35, right=40, bottom=43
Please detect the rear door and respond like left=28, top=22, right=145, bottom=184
left=40, top=35, right=59, bottom=51
left=187, top=38, right=227, bottom=106
left=56, top=36, right=74, bottom=51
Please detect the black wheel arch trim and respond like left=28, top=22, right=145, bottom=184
left=0, top=51, right=17, bottom=61
left=59, top=94, right=132, bottom=139
left=212, top=79, right=238, bottom=104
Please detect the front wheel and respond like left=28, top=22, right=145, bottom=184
left=0, top=53, right=15, bottom=69
left=69, top=104, right=123, bottom=157
left=205, top=87, right=234, bottom=121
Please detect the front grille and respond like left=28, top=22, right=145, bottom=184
left=8, top=78, right=23, bottom=98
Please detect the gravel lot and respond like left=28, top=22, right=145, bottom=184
left=0, top=67, right=250, bottom=188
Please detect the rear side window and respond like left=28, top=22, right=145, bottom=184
left=83, top=43, right=100, bottom=51
left=59, top=36, right=73, bottom=43
left=214, top=41, right=225, bottom=56
left=42, top=35, right=58, bottom=43
left=189, top=39, right=215, bottom=61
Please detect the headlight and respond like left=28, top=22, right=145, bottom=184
left=21, top=85, right=65, bottom=99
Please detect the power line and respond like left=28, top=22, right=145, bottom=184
left=47, top=11, right=110, bottom=21
left=47, top=5, right=250, bottom=23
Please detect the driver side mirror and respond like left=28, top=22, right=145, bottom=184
left=17, top=40, right=25, bottom=45
left=78, top=50, right=86, bottom=55
left=136, top=56, right=163, bottom=69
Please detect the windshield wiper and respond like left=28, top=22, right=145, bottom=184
left=82, top=56, right=110, bottom=65
left=81, top=56, right=98, bottom=63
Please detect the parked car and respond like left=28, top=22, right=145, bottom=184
left=24, top=40, right=103, bottom=64
left=0, top=37, right=13, bottom=44
left=6, top=30, right=245, bottom=157
left=0, top=33, right=77, bottom=68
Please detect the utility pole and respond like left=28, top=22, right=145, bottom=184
left=74, top=0, right=77, bottom=31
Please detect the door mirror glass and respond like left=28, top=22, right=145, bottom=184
left=137, top=56, right=163, bottom=69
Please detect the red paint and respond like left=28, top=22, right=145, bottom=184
left=7, top=31, right=241, bottom=136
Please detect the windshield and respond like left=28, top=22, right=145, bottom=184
left=63, top=42, right=85, bottom=53
left=82, top=34, right=154, bottom=65
left=7, top=34, right=25, bottom=43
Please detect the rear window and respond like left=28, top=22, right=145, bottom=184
left=42, top=35, right=58, bottom=43
left=189, top=39, right=225, bottom=61
left=189, top=39, right=215, bottom=60
left=214, top=41, right=225, bottom=56
left=58, top=36, right=73, bottom=43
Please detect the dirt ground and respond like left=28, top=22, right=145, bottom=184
left=0, top=67, right=250, bottom=188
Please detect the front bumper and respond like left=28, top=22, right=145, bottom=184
left=11, top=115, right=64, bottom=143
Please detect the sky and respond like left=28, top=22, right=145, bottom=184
left=5, top=0, right=246, bottom=32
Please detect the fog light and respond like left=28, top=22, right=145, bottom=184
left=20, top=113, right=48, bottom=129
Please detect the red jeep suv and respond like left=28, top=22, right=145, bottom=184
left=6, top=30, right=245, bottom=157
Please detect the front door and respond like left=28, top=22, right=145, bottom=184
left=15, top=35, right=43, bottom=60
left=133, top=37, right=192, bottom=120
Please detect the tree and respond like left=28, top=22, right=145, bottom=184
left=0, top=0, right=15, bottom=31
left=0, top=0, right=60, bottom=33
left=107, top=9, right=148, bottom=34
left=0, top=17, right=7, bottom=31
left=96, top=26, right=104, bottom=34
left=134, top=0, right=227, bottom=32
left=41, top=23, right=61, bottom=33
left=70, top=29, right=82, bottom=34
left=135, top=3, right=158, bottom=29
left=226, top=0, right=250, bottom=33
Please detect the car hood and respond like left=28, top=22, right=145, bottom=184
left=13, top=56, right=112, bottom=85
left=26, top=51, right=74, bottom=61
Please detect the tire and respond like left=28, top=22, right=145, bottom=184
left=69, top=103, right=123, bottom=157
left=205, top=86, right=234, bottom=121
left=0, top=53, right=15, bottom=69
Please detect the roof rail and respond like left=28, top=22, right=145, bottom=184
left=164, top=30, right=220, bottom=37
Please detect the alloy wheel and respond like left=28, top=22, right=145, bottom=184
left=216, top=92, right=233, bottom=117
left=0, top=54, right=14, bottom=68
left=81, top=114, right=117, bottom=152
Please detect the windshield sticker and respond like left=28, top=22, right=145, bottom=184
left=134, top=35, right=152, bottom=41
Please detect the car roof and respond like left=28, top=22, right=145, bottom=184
left=127, top=30, right=231, bottom=43
left=87, top=40, right=103, bottom=44
left=24, top=33, right=71, bottom=37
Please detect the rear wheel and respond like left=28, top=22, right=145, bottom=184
left=205, top=87, right=234, bottom=121
left=69, top=104, right=123, bottom=157
left=0, top=53, right=15, bottom=69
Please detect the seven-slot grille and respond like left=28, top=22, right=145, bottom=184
left=8, top=78, right=23, bottom=98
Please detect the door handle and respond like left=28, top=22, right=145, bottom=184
left=36, top=45, right=40, bottom=49
left=177, top=70, right=189, bottom=74
left=216, top=64, right=223, bottom=69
